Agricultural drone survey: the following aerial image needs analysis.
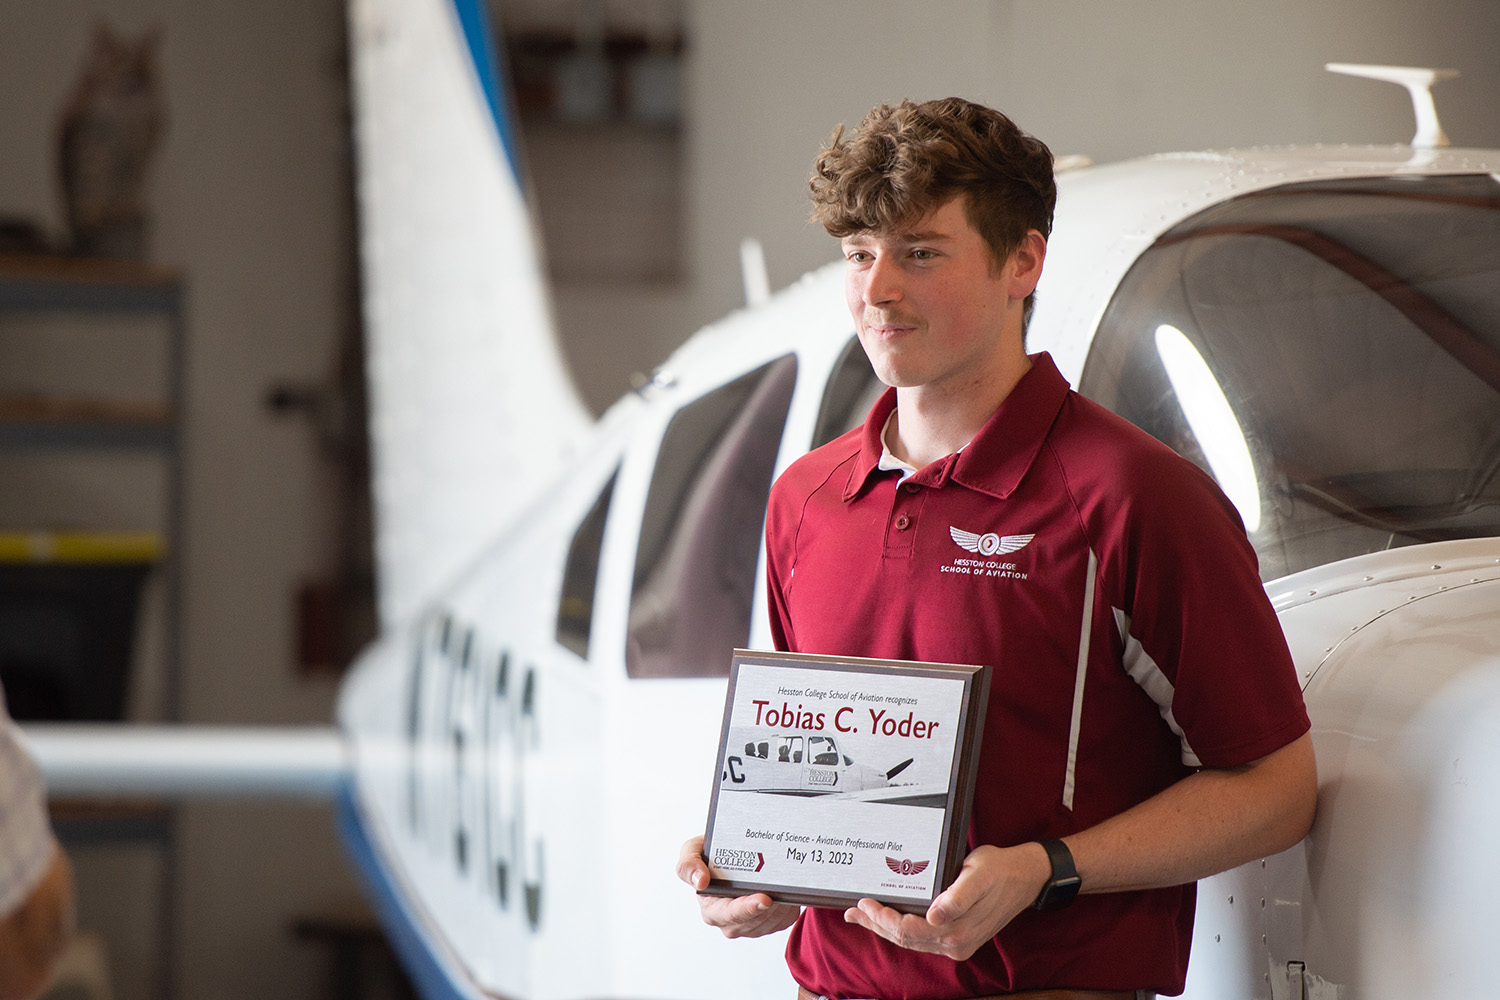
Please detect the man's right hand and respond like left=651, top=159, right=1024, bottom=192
left=676, top=835, right=800, bottom=938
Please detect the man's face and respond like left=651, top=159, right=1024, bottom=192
left=841, top=196, right=1040, bottom=396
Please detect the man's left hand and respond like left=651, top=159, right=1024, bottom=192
left=843, top=842, right=1049, bottom=961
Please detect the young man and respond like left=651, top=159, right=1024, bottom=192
left=678, top=98, right=1315, bottom=1000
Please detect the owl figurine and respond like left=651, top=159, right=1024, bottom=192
left=56, top=25, right=166, bottom=259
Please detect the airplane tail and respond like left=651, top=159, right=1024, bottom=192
left=347, top=0, right=592, bottom=629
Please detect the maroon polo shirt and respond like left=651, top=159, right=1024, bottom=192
left=765, top=353, right=1309, bottom=999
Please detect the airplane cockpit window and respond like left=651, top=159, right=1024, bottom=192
left=808, top=736, right=839, bottom=765
left=811, top=336, right=884, bottom=449
left=1081, top=174, right=1500, bottom=580
left=627, top=355, right=798, bottom=677
left=555, top=468, right=617, bottom=659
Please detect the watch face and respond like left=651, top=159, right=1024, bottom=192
left=1036, top=875, right=1081, bottom=911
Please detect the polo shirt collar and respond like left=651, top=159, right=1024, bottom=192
left=842, top=352, right=1070, bottom=502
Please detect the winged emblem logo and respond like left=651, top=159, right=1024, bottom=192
left=949, top=527, right=1035, bottom=557
left=885, top=857, right=931, bottom=876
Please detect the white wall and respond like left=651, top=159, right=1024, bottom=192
left=0, top=2, right=1497, bottom=999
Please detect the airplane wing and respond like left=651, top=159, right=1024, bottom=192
left=835, top=784, right=950, bottom=809
left=18, top=724, right=347, bottom=798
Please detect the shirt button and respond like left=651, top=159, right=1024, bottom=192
left=895, top=514, right=911, bottom=530
left=904, top=482, right=921, bottom=493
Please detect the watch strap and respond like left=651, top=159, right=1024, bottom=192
left=1032, top=837, right=1081, bottom=911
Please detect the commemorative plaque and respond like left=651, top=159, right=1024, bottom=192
left=700, top=650, right=991, bottom=915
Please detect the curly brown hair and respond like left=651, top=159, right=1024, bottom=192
left=809, top=97, right=1056, bottom=274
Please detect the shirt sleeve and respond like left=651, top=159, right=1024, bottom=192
left=1108, top=442, right=1311, bottom=769
left=763, top=480, right=798, bottom=654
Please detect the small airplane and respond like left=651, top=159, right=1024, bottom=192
left=720, top=727, right=921, bottom=798
left=18, top=2, right=1500, bottom=999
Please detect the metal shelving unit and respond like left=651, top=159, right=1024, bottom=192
left=0, top=253, right=184, bottom=716
left=0, top=253, right=185, bottom=1000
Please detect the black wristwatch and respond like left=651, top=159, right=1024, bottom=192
left=1032, top=838, right=1081, bottom=911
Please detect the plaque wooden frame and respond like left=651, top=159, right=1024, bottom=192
left=700, top=649, right=991, bottom=915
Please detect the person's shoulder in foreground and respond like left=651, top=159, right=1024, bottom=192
left=0, top=692, right=74, bottom=1000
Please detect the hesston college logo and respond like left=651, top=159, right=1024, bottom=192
left=942, top=527, right=1033, bottom=580
left=712, top=847, right=765, bottom=873
left=885, top=857, right=930, bottom=876
left=949, top=527, right=1034, bottom=557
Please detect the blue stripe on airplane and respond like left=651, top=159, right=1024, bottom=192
left=336, top=787, right=473, bottom=1000
left=449, top=0, right=524, bottom=183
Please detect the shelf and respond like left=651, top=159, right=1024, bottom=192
left=0, top=397, right=172, bottom=424
left=0, top=254, right=182, bottom=312
left=0, top=532, right=163, bottom=565
left=0, top=396, right=176, bottom=449
left=0, top=423, right=175, bottom=449
left=50, top=797, right=173, bottom=845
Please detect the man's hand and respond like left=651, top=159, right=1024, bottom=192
left=676, top=836, right=800, bottom=939
left=843, top=842, right=1049, bottom=961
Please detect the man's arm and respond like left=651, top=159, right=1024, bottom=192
left=676, top=835, right=801, bottom=939
left=0, top=843, right=75, bottom=1000
left=846, top=732, right=1317, bottom=961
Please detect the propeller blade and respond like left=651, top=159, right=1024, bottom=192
left=886, top=758, right=914, bottom=781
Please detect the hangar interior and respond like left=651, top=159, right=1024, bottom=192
left=0, top=1, right=1497, bottom=998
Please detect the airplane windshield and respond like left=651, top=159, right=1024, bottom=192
left=1081, top=174, right=1500, bottom=580
left=808, top=736, right=839, bottom=765
left=813, top=336, right=883, bottom=449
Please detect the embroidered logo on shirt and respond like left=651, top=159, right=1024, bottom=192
left=949, top=527, right=1034, bottom=557
left=941, top=527, right=1033, bottom=581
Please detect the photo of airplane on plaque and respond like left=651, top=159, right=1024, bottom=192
left=700, top=650, right=990, bottom=914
